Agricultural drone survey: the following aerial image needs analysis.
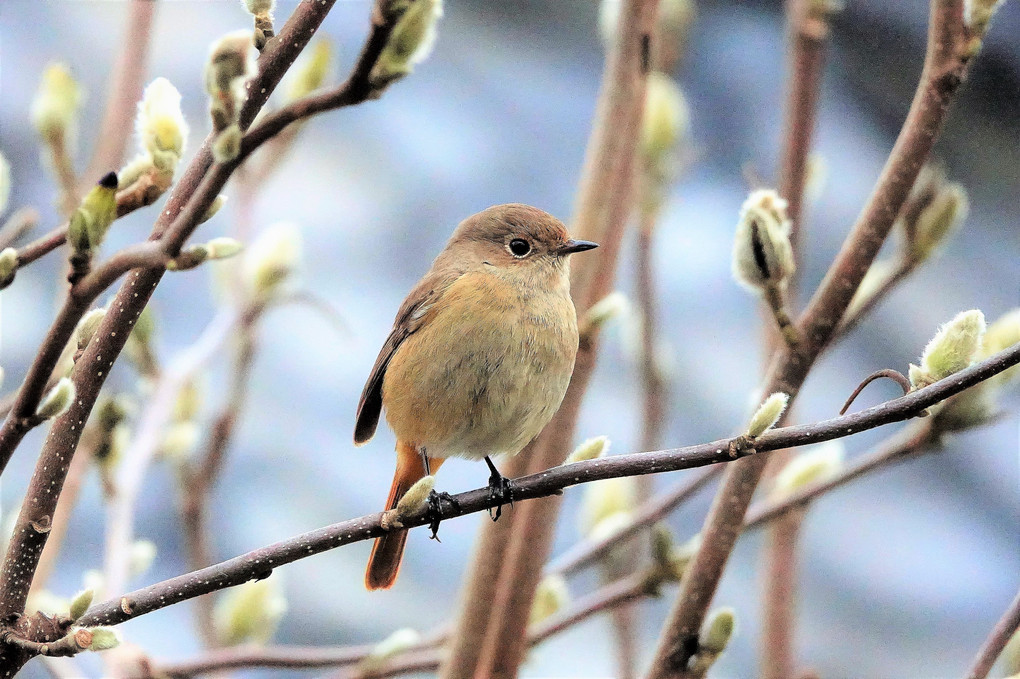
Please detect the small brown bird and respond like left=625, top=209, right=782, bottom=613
left=354, top=203, right=598, bottom=590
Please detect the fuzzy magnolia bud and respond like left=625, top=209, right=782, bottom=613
left=68, top=589, right=94, bottom=621
left=581, top=291, right=629, bottom=335
left=87, top=627, right=121, bottom=652
left=564, top=435, right=610, bottom=464
left=37, top=377, right=76, bottom=420
left=206, top=237, right=243, bottom=260
left=212, top=124, right=242, bottom=163
left=746, top=392, right=788, bottom=437
left=0, top=151, right=10, bottom=216
left=136, top=77, right=188, bottom=173
left=910, top=310, right=986, bottom=389
left=641, top=72, right=689, bottom=166
left=964, top=0, right=1005, bottom=34
left=897, top=165, right=968, bottom=264
left=0, top=247, right=18, bottom=288
left=395, top=475, right=436, bottom=517
left=359, top=628, right=422, bottom=673
left=241, top=0, right=275, bottom=15
left=700, top=606, right=736, bottom=655
left=76, top=308, right=107, bottom=351
left=732, top=189, right=795, bottom=293
left=200, top=195, right=229, bottom=225
left=371, top=0, right=443, bottom=85
left=771, top=441, right=844, bottom=500
left=31, top=62, right=82, bottom=142
left=242, top=222, right=301, bottom=300
left=529, top=574, right=570, bottom=626
left=214, top=576, right=287, bottom=646
left=286, top=39, right=333, bottom=102
left=580, top=474, right=637, bottom=538
left=67, top=172, right=119, bottom=253
left=206, top=30, right=257, bottom=131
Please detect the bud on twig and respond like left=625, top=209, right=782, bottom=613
left=529, top=574, right=570, bottom=626
left=240, top=0, right=277, bottom=49
left=67, top=172, right=119, bottom=256
left=212, top=124, right=243, bottom=163
left=639, top=73, right=689, bottom=214
left=395, top=475, right=436, bottom=517
left=136, top=77, right=189, bottom=175
left=68, top=589, right=94, bottom=622
left=909, top=309, right=985, bottom=389
left=37, top=377, right=76, bottom=420
left=370, top=0, right=444, bottom=86
left=897, top=165, right=968, bottom=265
left=564, top=435, right=610, bottom=464
left=206, top=30, right=256, bottom=162
left=86, top=627, right=121, bottom=652
left=206, top=237, right=243, bottom=260
left=76, top=308, right=107, bottom=352
left=746, top=392, right=789, bottom=438
left=31, top=62, right=82, bottom=144
left=200, top=195, right=229, bottom=225
left=358, top=628, right=422, bottom=673
left=0, top=247, right=18, bottom=289
left=214, top=576, right=287, bottom=646
left=770, top=441, right=844, bottom=500
left=688, top=606, right=736, bottom=674
left=732, top=190, right=799, bottom=344
left=286, top=39, right=334, bottom=102
left=963, top=0, right=1005, bottom=35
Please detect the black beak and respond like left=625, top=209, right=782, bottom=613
left=557, top=239, right=599, bottom=255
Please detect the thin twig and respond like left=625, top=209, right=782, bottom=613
left=0, top=208, right=41, bottom=251
left=647, top=1, right=977, bottom=674
left=964, top=588, right=1020, bottom=679
left=70, top=343, right=1020, bottom=629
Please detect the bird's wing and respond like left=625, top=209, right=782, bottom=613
left=354, top=268, right=463, bottom=445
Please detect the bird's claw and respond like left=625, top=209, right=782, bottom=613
left=426, top=490, right=459, bottom=541
left=487, top=471, right=514, bottom=522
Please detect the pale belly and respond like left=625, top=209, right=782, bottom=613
left=381, top=276, right=578, bottom=460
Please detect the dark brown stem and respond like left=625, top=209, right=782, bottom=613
left=80, top=0, right=157, bottom=190
left=68, top=343, right=1019, bottom=629
left=648, top=2, right=977, bottom=673
left=963, top=587, right=1020, bottom=679
left=840, top=368, right=912, bottom=415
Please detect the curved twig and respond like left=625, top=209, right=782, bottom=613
left=840, top=368, right=912, bottom=415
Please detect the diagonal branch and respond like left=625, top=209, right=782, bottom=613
left=72, top=343, right=1019, bottom=629
left=964, top=587, right=1020, bottom=679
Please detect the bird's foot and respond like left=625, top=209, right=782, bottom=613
left=425, top=490, right=459, bottom=541
left=486, top=468, right=514, bottom=522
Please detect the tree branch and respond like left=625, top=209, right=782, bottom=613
left=647, top=1, right=977, bottom=673
left=964, top=588, right=1020, bottom=679
left=70, top=343, right=1019, bottom=629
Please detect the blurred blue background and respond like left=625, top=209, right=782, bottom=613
left=0, top=0, right=1017, bottom=677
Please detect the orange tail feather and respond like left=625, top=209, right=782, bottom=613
left=365, top=441, right=444, bottom=590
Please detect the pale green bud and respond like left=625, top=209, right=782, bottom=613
left=700, top=606, right=736, bottom=655
left=242, top=222, right=301, bottom=299
left=732, top=189, right=795, bottom=292
left=0, top=247, right=18, bottom=287
left=200, top=195, right=229, bottom=225
left=582, top=291, right=630, bottom=333
left=161, top=422, right=200, bottom=462
left=395, top=475, right=435, bottom=517
left=31, top=62, right=82, bottom=142
left=117, top=153, right=156, bottom=188
left=0, top=150, right=10, bottom=216
left=212, top=124, right=242, bottom=163
left=641, top=73, right=689, bottom=164
left=70, top=173, right=119, bottom=252
left=529, top=574, right=570, bottom=626
left=771, top=441, right=844, bottom=500
left=206, top=30, right=257, bottom=99
left=911, top=183, right=967, bottom=262
left=359, top=628, right=422, bottom=673
left=241, top=0, right=275, bottom=15
left=964, top=0, right=1005, bottom=34
left=68, top=589, right=94, bottom=621
left=286, top=39, right=333, bottom=102
left=130, top=540, right=157, bottom=578
left=564, top=435, right=610, bottom=464
left=371, top=0, right=443, bottom=85
left=746, top=392, right=788, bottom=437
left=37, top=377, right=76, bottom=420
left=214, top=576, right=287, bottom=646
left=87, top=627, right=121, bottom=652
left=580, top=475, right=637, bottom=537
left=913, top=310, right=986, bottom=388
left=76, top=308, right=107, bottom=351
left=136, top=77, right=188, bottom=169
left=206, top=237, right=243, bottom=260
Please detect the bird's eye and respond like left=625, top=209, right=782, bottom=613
left=508, top=238, right=531, bottom=257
